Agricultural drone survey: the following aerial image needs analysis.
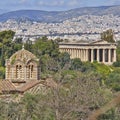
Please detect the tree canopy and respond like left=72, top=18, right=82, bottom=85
left=101, top=29, right=115, bottom=43
left=0, top=30, right=120, bottom=120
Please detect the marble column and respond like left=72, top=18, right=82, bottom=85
left=108, top=49, right=111, bottom=63
left=78, top=49, right=80, bottom=58
left=76, top=49, right=78, bottom=58
left=102, top=49, right=105, bottom=63
left=79, top=49, right=81, bottom=60
left=81, top=49, right=83, bottom=61
left=85, top=49, right=88, bottom=61
left=67, top=48, right=69, bottom=52
left=73, top=48, right=75, bottom=58
left=84, top=49, right=86, bottom=61
left=74, top=49, right=76, bottom=58
left=97, top=49, right=100, bottom=62
left=67, top=48, right=69, bottom=54
left=113, top=49, right=116, bottom=62
left=73, top=49, right=75, bottom=58
left=71, top=49, right=72, bottom=58
left=83, top=49, right=85, bottom=61
left=91, top=49, right=94, bottom=62
left=69, top=48, right=71, bottom=56
left=80, top=49, right=82, bottom=60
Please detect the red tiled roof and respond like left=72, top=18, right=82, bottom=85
left=0, top=78, right=58, bottom=94
left=17, top=80, right=41, bottom=93
left=17, top=79, right=58, bottom=93
left=0, top=80, right=16, bottom=93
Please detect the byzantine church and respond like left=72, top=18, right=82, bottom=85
left=0, top=45, right=52, bottom=95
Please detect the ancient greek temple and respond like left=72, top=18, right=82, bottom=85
left=59, top=40, right=117, bottom=65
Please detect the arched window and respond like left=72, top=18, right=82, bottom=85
left=27, top=64, right=34, bottom=79
left=16, top=65, right=22, bottom=79
left=19, top=65, right=22, bottom=78
left=16, top=65, right=19, bottom=78
left=31, top=65, right=33, bottom=78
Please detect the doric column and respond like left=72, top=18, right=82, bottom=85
left=77, top=49, right=79, bottom=58
left=84, top=49, right=86, bottom=61
left=77, top=49, right=78, bottom=58
left=82, top=49, right=84, bottom=61
left=102, top=49, right=105, bottom=63
left=68, top=48, right=69, bottom=53
left=71, top=49, right=73, bottom=56
left=97, top=49, right=100, bottom=62
left=75, top=49, right=76, bottom=58
left=91, top=49, right=94, bottom=62
left=78, top=49, right=80, bottom=58
left=73, top=48, right=75, bottom=58
left=85, top=49, right=88, bottom=61
left=108, top=49, right=111, bottom=63
left=78, top=49, right=79, bottom=59
left=80, top=49, right=81, bottom=59
left=76, top=49, right=77, bottom=58
left=80, top=49, right=81, bottom=60
left=71, top=48, right=73, bottom=58
left=69, top=48, right=71, bottom=56
left=66, top=48, right=68, bottom=52
left=113, top=49, right=116, bottom=62
left=71, top=49, right=72, bottom=55
left=79, top=49, right=81, bottom=58
left=67, top=48, right=69, bottom=54
left=83, top=49, right=85, bottom=61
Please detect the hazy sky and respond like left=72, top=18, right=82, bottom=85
left=1, top=0, right=120, bottom=11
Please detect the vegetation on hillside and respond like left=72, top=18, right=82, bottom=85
left=0, top=30, right=120, bottom=120
left=101, top=29, right=115, bottom=43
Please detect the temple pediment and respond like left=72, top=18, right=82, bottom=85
left=90, top=40, right=109, bottom=45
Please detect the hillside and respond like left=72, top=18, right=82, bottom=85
left=0, top=9, right=9, bottom=15
left=0, top=5, right=120, bottom=22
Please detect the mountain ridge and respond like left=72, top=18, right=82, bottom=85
left=0, top=5, right=120, bottom=22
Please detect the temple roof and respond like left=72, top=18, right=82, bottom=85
left=9, top=47, right=38, bottom=64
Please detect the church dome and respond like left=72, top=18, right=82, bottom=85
left=9, top=47, right=38, bottom=64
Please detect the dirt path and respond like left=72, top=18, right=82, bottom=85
left=88, top=94, right=120, bottom=120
